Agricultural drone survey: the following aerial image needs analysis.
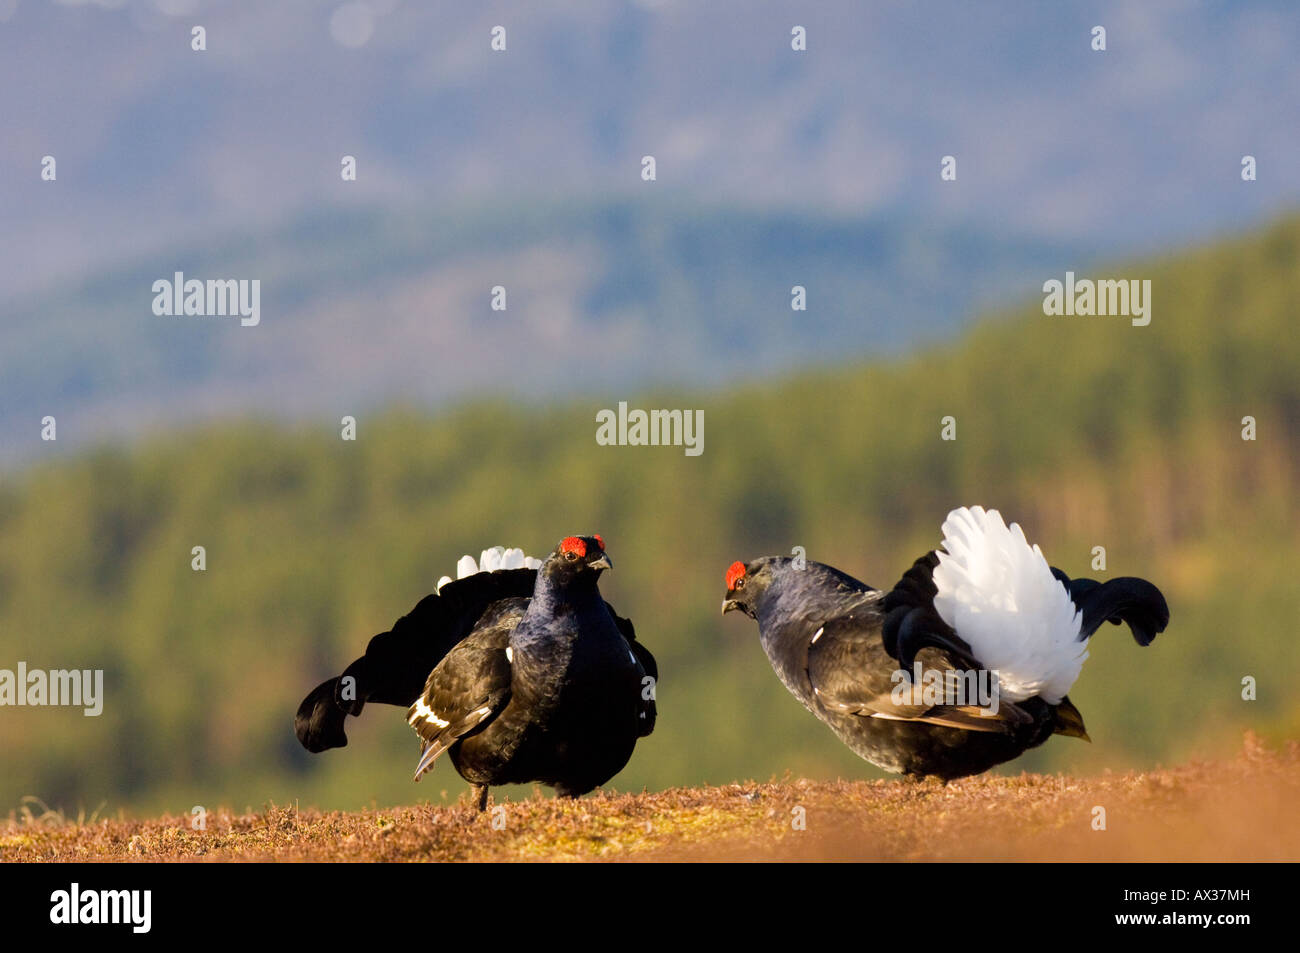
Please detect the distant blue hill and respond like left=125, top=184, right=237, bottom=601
left=0, top=199, right=1088, bottom=463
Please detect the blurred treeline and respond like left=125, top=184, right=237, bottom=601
left=1, top=215, right=1297, bottom=815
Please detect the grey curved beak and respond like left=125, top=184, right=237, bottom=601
left=721, top=598, right=740, bottom=615
left=588, top=553, right=612, bottom=572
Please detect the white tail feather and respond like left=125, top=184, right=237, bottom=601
left=436, top=546, right=543, bottom=593
left=932, top=506, right=1085, bottom=704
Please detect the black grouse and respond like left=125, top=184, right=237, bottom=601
left=722, top=506, right=1169, bottom=779
left=295, top=536, right=657, bottom=810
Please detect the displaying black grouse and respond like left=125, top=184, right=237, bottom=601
left=295, top=536, right=657, bottom=810
left=722, top=506, right=1169, bottom=779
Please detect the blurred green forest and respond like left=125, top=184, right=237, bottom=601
left=1, top=215, right=1298, bottom=815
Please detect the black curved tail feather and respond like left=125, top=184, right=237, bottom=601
left=882, top=552, right=980, bottom=675
left=1052, top=569, right=1170, bottom=645
left=892, top=606, right=980, bottom=674
left=295, top=677, right=350, bottom=752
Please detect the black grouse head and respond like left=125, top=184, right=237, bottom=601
left=721, top=556, right=789, bottom=619
left=541, top=535, right=612, bottom=587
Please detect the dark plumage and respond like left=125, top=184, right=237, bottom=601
left=723, top=507, right=1169, bottom=780
left=295, top=536, right=656, bottom=809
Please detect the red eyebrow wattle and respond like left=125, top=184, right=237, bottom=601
left=560, top=536, right=587, bottom=557
left=726, top=561, right=746, bottom=590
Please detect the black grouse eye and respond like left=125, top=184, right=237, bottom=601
left=564, top=551, right=578, bottom=561
left=734, top=577, right=745, bottom=590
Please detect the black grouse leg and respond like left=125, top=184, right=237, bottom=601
left=471, top=783, right=490, bottom=812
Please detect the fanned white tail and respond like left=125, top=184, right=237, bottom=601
left=436, top=546, right=543, bottom=593
left=932, top=506, right=1085, bottom=704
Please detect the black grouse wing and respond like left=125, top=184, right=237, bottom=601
left=805, top=612, right=1029, bottom=732
left=613, top=612, right=658, bottom=736
left=798, top=556, right=1033, bottom=732
left=294, top=567, right=536, bottom=753
left=408, top=600, right=524, bottom=780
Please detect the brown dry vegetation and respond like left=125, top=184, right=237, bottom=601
left=4, top=735, right=1296, bottom=863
